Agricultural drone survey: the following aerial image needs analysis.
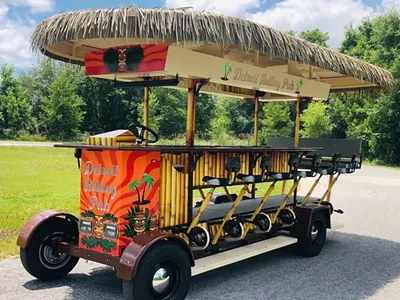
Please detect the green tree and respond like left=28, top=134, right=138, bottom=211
left=195, top=93, right=217, bottom=139
left=0, top=64, right=32, bottom=137
left=40, top=71, right=85, bottom=140
left=211, top=97, right=254, bottom=138
left=339, top=10, right=400, bottom=164
left=300, top=101, right=332, bottom=138
left=299, top=29, right=330, bottom=47
left=259, top=101, right=294, bottom=143
left=146, top=88, right=186, bottom=137
left=77, top=77, right=142, bottom=134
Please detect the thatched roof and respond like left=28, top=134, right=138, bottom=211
left=30, top=7, right=395, bottom=89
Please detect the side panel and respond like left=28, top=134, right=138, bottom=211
left=79, top=149, right=161, bottom=256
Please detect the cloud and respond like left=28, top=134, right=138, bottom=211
left=0, top=1, right=54, bottom=67
left=249, top=0, right=375, bottom=49
left=3, top=0, right=54, bottom=13
left=165, top=0, right=260, bottom=17
left=382, top=0, right=400, bottom=9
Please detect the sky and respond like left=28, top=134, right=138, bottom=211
left=0, top=0, right=400, bottom=68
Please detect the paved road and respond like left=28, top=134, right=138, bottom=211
left=1, top=165, right=400, bottom=300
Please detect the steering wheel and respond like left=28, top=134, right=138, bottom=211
left=128, top=123, right=159, bottom=145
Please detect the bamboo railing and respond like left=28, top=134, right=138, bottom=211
left=159, top=151, right=291, bottom=228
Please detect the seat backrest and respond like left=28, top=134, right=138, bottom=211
left=225, top=157, right=241, bottom=173
left=288, top=152, right=302, bottom=168
left=259, top=154, right=272, bottom=171
left=267, top=137, right=362, bottom=158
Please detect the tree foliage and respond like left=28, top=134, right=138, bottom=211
left=338, top=10, right=400, bottom=164
left=259, top=102, right=293, bottom=143
left=40, top=70, right=85, bottom=140
left=300, top=101, right=332, bottom=138
left=299, top=29, right=330, bottom=47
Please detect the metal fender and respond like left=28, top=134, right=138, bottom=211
left=17, top=210, right=78, bottom=248
left=290, top=204, right=331, bottom=238
left=117, top=231, right=194, bottom=280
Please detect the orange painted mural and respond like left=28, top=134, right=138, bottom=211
left=79, top=149, right=160, bottom=256
left=84, top=44, right=169, bottom=76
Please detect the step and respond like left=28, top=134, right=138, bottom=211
left=191, top=235, right=298, bottom=277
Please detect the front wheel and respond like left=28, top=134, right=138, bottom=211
left=20, top=217, right=79, bottom=281
left=296, top=212, right=327, bottom=257
left=123, top=241, right=191, bottom=300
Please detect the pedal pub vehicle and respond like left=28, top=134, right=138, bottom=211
left=17, top=7, right=394, bottom=300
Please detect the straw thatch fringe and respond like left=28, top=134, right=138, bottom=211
left=31, top=7, right=394, bottom=89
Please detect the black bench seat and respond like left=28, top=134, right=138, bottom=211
left=193, top=195, right=320, bottom=222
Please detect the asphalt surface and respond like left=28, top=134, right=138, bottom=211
left=1, top=165, right=400, bottom=300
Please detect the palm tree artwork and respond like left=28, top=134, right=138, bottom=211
left=221, top=62, right=232, bottom=81
left=129, top=180, right=141, bottom=205
left=141, top=173, right=154, bottom=205
left=129, top=173, right=155, bottom=205
left=296, top=79, right=304, bottom=94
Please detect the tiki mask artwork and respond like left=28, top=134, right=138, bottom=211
left=118, top=49, right=127, bottom=72
left=149, top=215, right=157, bottom=231
left=134, top=212, right=146, bottom=233
left=94, top=215, right=104, bottom=239
left=103, top=46, right=145, bottom=73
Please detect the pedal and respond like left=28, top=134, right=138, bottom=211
left=334, top=209, right=344, bottom=214
left=188, top=226, right=210, bottom=250
left=281, top=217, right=297, bottom=224
left=278, top=208, right=296, bottom=227
left=222, top=220, right=245, bottom=242
left=253, top=212, right=272, bottom=233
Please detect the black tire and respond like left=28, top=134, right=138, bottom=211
left=20, top=217, right=79, bottom=281
left=123, top=241, right=191, bottom=300
left=296, top=212, right=327, bottom=257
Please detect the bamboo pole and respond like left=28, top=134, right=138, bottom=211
left=180, top=170, right=185, bottom=223
left=160, top=154, right=166, bottom=228
left=176, top=155, right=181, bottom=224
left=186, top=80, right=196, bottom=147
left=165, top=154, right=172, bottom=227
left=295, top=95, right=301, bottom=147
left=254, top=95, right=260, bottom=146
left=171, top=155, right=177, bottom=226
left=184, top=154, right=189, bottom=223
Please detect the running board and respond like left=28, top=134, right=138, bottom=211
left=191, top=236, right=297, bottom=277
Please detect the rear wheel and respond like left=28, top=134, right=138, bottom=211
left=123, top=241, right=191, bottom=300
left=296, top=212, right=327, bottom=257
left=20, top=217, right=79, bottom=281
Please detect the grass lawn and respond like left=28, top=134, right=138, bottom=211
left=0, top=146, right=80, bottom=258
left=0, top=146, right=292, bottom=259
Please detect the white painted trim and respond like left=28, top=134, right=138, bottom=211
left=191, top=236, right=298, bottom=277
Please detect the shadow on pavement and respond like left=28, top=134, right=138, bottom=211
left=23, top=231, right=400, bottom=300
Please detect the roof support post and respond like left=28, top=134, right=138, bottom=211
left=186, top=79, right=197, bottom=147
left=253, top=91, right=265, bottom=146
left=253, top=96, right=259, bottom=146
left=294, top=95, right=301, bottom=147
left=143, top=87, right=149, bottom=146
